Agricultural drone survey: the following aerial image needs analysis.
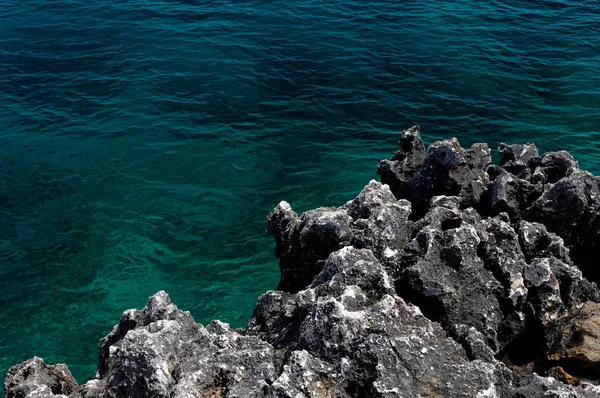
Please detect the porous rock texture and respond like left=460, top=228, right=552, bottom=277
left=6, top=125, right=600, bottom=397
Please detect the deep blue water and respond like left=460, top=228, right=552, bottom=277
left=1, top=0, right=599, bottom=387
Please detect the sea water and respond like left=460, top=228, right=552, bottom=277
left=0, top=0, right=598, bottom=386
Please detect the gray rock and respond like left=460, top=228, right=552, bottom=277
left=8, top=129, right=600, bottom=398
left=5, top=357, right=80, bottom=398
left=517, top=220, right=572, bottom=264
left=498, top=142, right=540, bottom=181
left=527, top=171, right=597, bottom=242
left=513, top=373, right=600, bottom=397
left=537, top=150, right=579, bottom=183
left=267, top=201, right=352, bottom=293
left=345, top=180, right=412, bottom=259
left=253, top=246, right=516, bottom=397
left=489, top=170, right=539, bottom=218
left=379, top=126, right=491, bottom=217
left=81, top=292, right=276, bottom=398
left=267, top=350, right=347, bottom=398
left=377, top=125, right=426, bottom=200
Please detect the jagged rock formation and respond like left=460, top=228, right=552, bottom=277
left=6, top=125, right=600, bottom=397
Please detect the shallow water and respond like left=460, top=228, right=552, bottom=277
left=0, top=0, right=599, bottom=385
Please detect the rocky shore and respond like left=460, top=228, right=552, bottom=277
left=6, top=126, right=600, bottom=397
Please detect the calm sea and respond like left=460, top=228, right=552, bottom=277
left=1, top=0, right=599, bottom=385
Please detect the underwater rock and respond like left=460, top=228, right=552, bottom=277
left=7, top=125, right=600, bottom=397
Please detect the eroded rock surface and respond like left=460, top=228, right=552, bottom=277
left=7, top=126, right=600, bottom=397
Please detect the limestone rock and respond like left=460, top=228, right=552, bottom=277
left=8, top=127, right=600, bottom=398
left=379, top=131, right=491, bottom=217
left=267, top=201, right=352, bottom=293
left=377, top=125, right=425, bottom=200
left=5, top=357, right=80, bottom=398
left=498, top=142, right=540, bottom=181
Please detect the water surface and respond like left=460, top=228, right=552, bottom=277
left=0, top=0, right=599, bottom=385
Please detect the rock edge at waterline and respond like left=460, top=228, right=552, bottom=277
left=7, top=126, right=600, bottom=397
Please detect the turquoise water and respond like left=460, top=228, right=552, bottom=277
left=0, top=0, right=599, bottom=386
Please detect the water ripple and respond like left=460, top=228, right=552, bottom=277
left=0, top=0, right=599, bottom=385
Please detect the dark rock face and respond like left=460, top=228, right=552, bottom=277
left=378, top=129, right=491, bottom=218
left=7, top=126, right=600, bottom=397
